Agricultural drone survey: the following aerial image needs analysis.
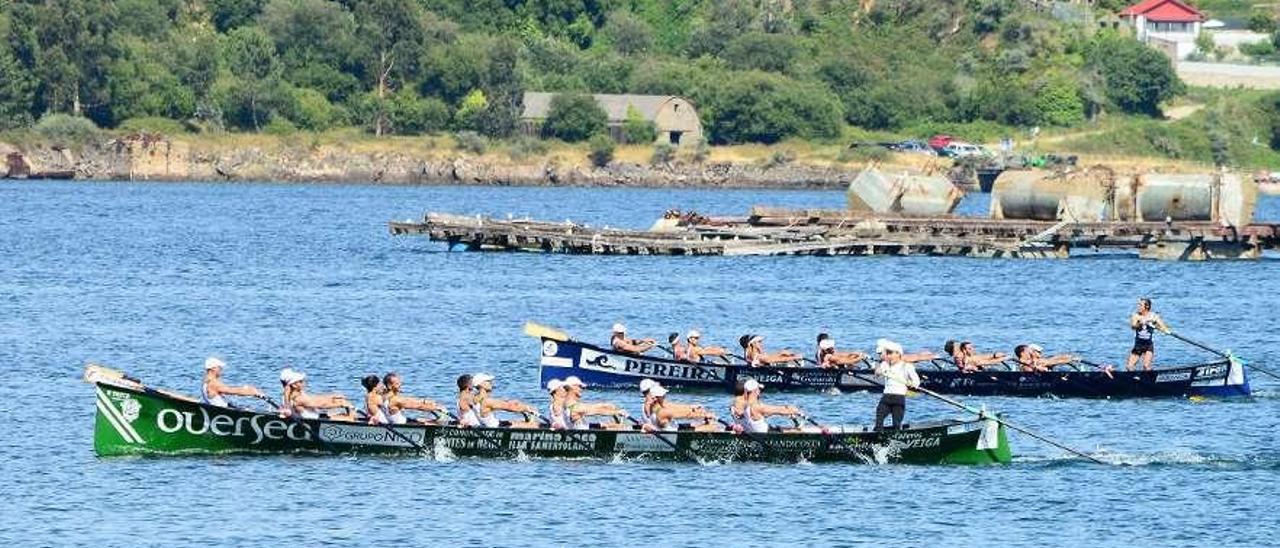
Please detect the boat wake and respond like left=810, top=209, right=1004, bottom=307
left=1019, top=449, right=1280, bottom=470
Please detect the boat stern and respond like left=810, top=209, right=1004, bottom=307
left=939, top=417, right=1012, bottom=465
left=1188, top=355, right=1252, bottom=399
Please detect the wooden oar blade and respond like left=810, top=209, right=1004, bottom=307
left=523, top=321, right=569, bottom=342
left=83, top=363, right=142, bottom=388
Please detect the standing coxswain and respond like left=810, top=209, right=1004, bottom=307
left=611, top=323, right=657, bottom=354
left=740, top=379, right=802, bottom=433
left=383, top=373, right=446, bottom=424
left=1127, top=297, right=1170, bottom=371
left=471, top=373, right=540, bottom=429
left=201, top=357, right=264, bottom=408
left=562, top=376, right=628, bottom=429
left=873, top=339, right=925, bottom=431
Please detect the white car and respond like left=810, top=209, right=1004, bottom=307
left=942, top=142, right=988, bottom=158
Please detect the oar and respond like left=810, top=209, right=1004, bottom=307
left=622, top=416, right=700, bottom=462
left=1163, top=330, right=1280, bottom=382
left=523, top=321, right=570, bottom=342
left=846, top=367, right=1105, bottom=464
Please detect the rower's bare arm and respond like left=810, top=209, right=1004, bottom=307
left=902, top=352, right=937, bottom=363
left=757, top=403, right=798, bottom=417
left=1155, top=315, right=1171, bottom=333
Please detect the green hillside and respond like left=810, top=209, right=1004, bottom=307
left=0, top=0, right=1272, bottom=169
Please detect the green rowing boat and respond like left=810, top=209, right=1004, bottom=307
left=91, top=376, right=1012, bottom=465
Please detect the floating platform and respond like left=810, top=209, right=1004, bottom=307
left=390, top=209, right=1280, bottom=260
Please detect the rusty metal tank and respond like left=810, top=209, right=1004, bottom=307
left=847, top=167, right=962, bottom=216
left=989, top=169, right=1112, bottom=221
left=1135, top=172, right=1257, bottom=227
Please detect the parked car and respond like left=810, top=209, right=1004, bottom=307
left=927, top=134, right=955, bottom=151
left=888, top=139, right=937, bottom=155
left=939, top=142, right=988, bottom=158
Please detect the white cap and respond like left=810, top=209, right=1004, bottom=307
left=279, top=368, right=296, bottom=383
left=546, top=379, right=564, bottom=392
left=563, top=376, right=585, bottom=387
left=687, top=329, right=701, bottom=339
left=639, top=378, right=657, bottom=394
left=1029, top=344, right=1044, bottom=353
left=876, top=338, right=903, bottom=354
left=204, top=357, right=225, bottom=370
left=818, top=338, right=835, bottom=350
left=472, top=373, right=495, bottom=385
left=743, top=378, right=762, bottom=393
left=612, top=323, right=626, bottom=333
left=749, top=335, right=763, bottom=345
left=649, top=384, right=669, bottom=397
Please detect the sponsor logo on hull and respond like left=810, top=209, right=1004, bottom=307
left=578, top=348, right=725, bottom=382
left=318, top=424, right=426, bottom=447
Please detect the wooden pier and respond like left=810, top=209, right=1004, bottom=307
left=389, top=209, right=1280, bottom=260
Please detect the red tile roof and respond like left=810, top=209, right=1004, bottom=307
left=1121, top=0, right=1205, bottom=23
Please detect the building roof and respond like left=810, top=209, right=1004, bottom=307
left=1121, top=0, right=1204, bottom=22
left=521, top=92, right=692, bottom=122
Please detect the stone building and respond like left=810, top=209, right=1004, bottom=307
left=521, top=92, right=703, bottom=146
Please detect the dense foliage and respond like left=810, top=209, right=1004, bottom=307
left=0, top=0, right=1187, bottom=144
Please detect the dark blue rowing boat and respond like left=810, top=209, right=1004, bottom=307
left=534, top=328, right=1250, bottom=399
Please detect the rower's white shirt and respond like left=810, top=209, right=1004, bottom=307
left=201, top=381, right=228, bottom=408
left=743, top=403, right=769, bottom=433
left=876, top=359, right=919, bottom=396
left=549, top=400, right=567, bottom=429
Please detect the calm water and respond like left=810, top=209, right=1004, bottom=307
left=2, top=181, right=1278, bottom=547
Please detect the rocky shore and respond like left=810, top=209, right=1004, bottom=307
left=0, top=136, right=859, bottom=190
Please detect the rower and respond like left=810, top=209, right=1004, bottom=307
left=729, top=379, right=748, bottom=428
left=383, top=372, right=446, bottom=424
left=457, top=374, right=479, bottom=427
left=741, top=334, right=801, bottom=367
left=611, top=323, right=656, bottom=355
left=686, top=330, right=728, bottom=363
left=816, top=337, right=866, bottom=369
left=471, top=373, right=539, bottom=428
left=740, top=379, right=802, bottom=433
left=669, top=333, right=688, bottom=361
left=281, top=369, right=357, bottom=421
left=947, top=341, right=1005, bottom=372
left=361, top=374, right=388, bottom=424
left=646, top=384, right=719, bottom=432
left=546, top=379, right=568, bottom=429
left=873, top=339, right=924, bottom=431
left=1127, top=297, right=1170, bottom=371
left=562, top=376, right=628, bottom=430
left=639, top=378, right=659, bottom=429
left=201, top=357, right=264, bottom=408
left=1015, top=344, right=1074, bottom=372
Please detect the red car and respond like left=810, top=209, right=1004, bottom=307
left=928, top=134, right=955, bottom=151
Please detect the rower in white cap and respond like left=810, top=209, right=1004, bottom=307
left=471, top=373, right=539, bottom=429
left=546, top=379, right=568, bottom=429
left=201, top=357, right=264, bottom=408
left=281, top=369, right=357, bottom=421
left=610, top=323, right=657, bottom=355
left=741, top=334, right=801, bottom=367
left=562, top=376, right=628, bottom=430
left=644, top=383, right=720, bottom=432
left=1014, top=344, right=1075, bottom=372
left=739, top=378, right=803, bottom=433
left=814, top=335, right=867, bottom=369
left=873, top=339, right=931, bottom=431
left=685, top=329, right=729, bottom=363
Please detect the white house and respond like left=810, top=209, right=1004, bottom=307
left=1121, top=0, right=1205, bottom=59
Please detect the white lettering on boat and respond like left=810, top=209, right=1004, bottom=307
left=1155, top=372, right=1191, bottom=383
left=155, top=407, right=311, bottom=444
left=613, top=433, right=676, bottom=452
left=1195, top=364, right=1226, bottom=378
left=579, top=348, right=725, bottom=382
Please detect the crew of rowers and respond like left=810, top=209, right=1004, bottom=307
left=198, top=336, right=924, bottom=433
left=611, top=322, right=1087, bottom=373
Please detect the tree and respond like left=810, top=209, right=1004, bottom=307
left=1248, top=12, right=1276, bottom=34
left=1085, top=33, right=1185, bottom=116
left=209, top=0, right=266, bottom=32
left=1031, top=74, right=1084, bottom=127
left=31, top=0, right=118, bottom=123
left=0, top=42, right=35, bottom=130
left=622, top=105, right=655, bottom=143
left=107, top=36, right=196, bottom=124
left=221, top=26, right=280, bottom=130
left=722, top=32, right=798, bottom=73
left=703, top=71, right=842, bottom=144
left=602, top=10, right=653, bottom=55
left=260, top=0, right=356, bottom=72
left=453, top=88, right=487, bottom=130
left=587, top=133, right=614, bottom=167
left=473, top=37, right=523, bottom=138
left=543, top=93, right=606, bottom=142
left=354, top=0, right=426, bottom=135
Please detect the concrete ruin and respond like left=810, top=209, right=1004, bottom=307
left=847, top=167, right=963, bottom=216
